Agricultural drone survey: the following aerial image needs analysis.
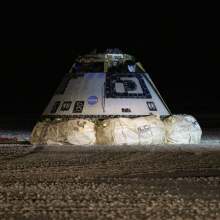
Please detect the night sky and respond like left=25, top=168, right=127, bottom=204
left=0, top=15, right=219, bottom=126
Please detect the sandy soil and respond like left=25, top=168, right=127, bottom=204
left=0, top=144, right=220, bottom=219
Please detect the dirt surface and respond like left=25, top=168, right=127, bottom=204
left=0, top=144, right=220, bottom=219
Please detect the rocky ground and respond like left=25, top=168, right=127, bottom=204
left=0, top=144, right=220, bottom=219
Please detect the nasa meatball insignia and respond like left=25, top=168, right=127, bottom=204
left=88, top=96, right=98, bottom=105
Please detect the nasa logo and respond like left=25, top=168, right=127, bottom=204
left=88, top=96, right=98, bottom=105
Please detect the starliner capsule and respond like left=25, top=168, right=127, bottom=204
left=31, top=49, right=202, bottom=146
left=43, top=49, right=171, bottom=119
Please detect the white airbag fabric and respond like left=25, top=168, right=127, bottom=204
left=163, top=114, right=202, bottom=144
left=96, top=116, right=166, bottom=145
left=30, top=119, right=96, bottom=146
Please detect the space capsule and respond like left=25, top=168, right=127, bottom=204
left=42, top=49, right=171, bottom=119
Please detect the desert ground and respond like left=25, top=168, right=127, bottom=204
left=0, top=141, right=220, bottom=219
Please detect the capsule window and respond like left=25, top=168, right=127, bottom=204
left=61, top=101, right=72, bottom=111
left=50, top=101, right=61, bottom=114
left=147, top=102, right=157, bottom=111
left=73, top=101, right=85, bottom=113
